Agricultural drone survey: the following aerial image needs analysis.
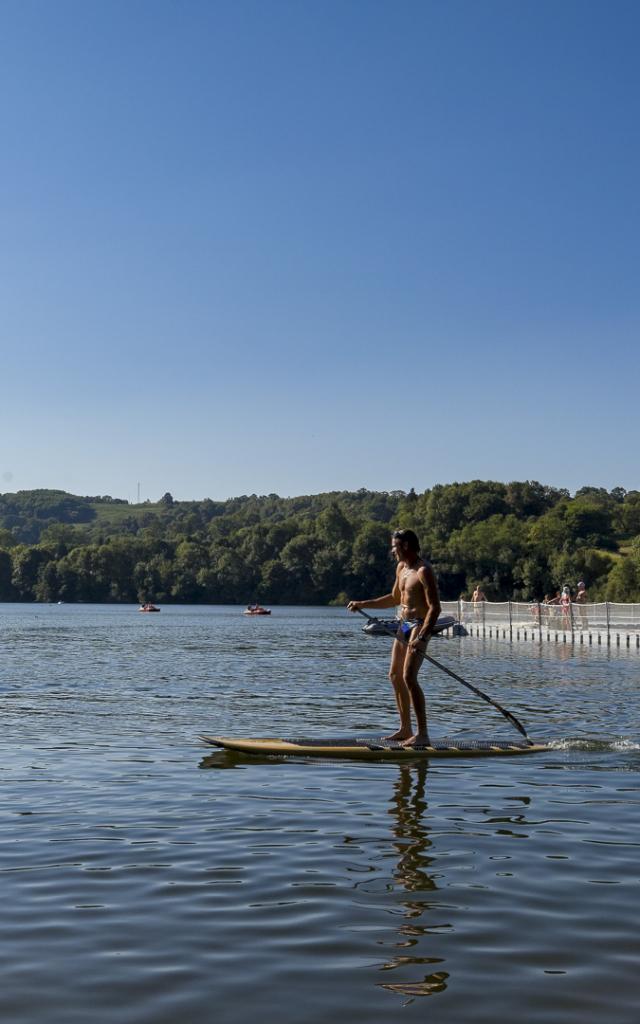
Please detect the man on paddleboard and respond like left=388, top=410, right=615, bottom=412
left=347, top=529, right=441, bottom=747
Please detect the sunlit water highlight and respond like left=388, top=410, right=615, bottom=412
left=1, top=604, right=639, bottom=1023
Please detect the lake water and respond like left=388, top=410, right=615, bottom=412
left=1, top=604, right=639, bottom=1023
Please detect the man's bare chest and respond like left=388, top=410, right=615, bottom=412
left=400, top=566, right=423, bottom=598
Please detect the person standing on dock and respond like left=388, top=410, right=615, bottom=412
left=472, top=584, right=486, bottom=622
left=347, top=529, right=441, bottom=748
left=545, top=590, right=561, bottom=629
left=560, top=585, right=572, bottom=629
left=575, top=581, right=588, bottom=630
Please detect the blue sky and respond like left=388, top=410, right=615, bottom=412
left=1, top=0, right=638, bottom=502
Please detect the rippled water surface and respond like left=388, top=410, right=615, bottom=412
left=1, top=604, right=639, bottom=1023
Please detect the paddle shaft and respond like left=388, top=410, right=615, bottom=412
left=354, top=608, right=531, bottom=743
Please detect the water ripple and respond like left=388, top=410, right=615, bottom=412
left=0, top=604, right=639, bottom=1023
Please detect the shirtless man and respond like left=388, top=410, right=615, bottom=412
left=347, top=529, right=441, bottom=747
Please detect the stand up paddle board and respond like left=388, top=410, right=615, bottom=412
left=200, top=735, right=550, bottom=760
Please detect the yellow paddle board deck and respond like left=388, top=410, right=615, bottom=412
left=200, top=735, right=550, bottom=760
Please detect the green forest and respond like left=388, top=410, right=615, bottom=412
left=1, top=481, right=639, bottom=605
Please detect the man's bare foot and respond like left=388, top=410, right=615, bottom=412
left=401, top=732, right=431, bottom=748
left=384, top=729, right=412, bottom=741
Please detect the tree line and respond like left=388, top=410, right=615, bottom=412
left=0, top=481, right=639, bottom=604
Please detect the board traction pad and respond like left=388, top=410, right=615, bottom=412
left=287, top=736, right=533, bottom=751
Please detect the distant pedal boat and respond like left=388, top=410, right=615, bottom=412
left=243, top=605, right=271, bottom=615
left=139, top=604, right=161, bottom=612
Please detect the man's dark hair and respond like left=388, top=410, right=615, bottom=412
left=392, top=529, right=420, bottom=552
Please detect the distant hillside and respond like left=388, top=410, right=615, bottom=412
left=0, top=490, right=94, bottom=543
left=0, top=483, right=639, bottom=603
left=0, top=489, right=198, bottom=543
left=0, top=488, right=398, bottom=545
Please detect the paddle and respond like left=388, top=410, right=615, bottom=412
left=354, top=608, right=532, bottom=744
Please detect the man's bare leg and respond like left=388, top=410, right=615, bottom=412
left=400, top=645, right=430, bottom=747
left=385, top=639, right=413, bottom=740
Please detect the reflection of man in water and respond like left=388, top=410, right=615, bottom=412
left=378, top=764, right=449, bottom=1000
